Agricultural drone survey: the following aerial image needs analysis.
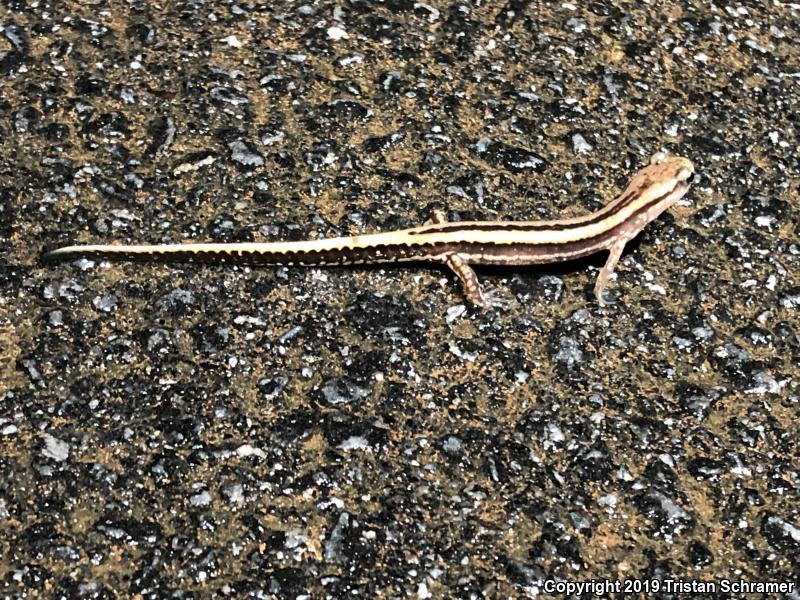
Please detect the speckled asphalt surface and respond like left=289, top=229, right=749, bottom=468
left=1, top=1, right=799, bottom=598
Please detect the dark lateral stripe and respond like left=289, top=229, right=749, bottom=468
left=499, top=229, right=618, bottom=262
left=409, top=184, right=654, bottom=235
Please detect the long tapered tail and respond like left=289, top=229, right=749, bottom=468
left=41, top=231, right=445, bottom=267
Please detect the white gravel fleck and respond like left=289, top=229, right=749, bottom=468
left=572, top=133, right=593, bottom=154
left=337, top=436, right=371, bottom=451
left=221, top=35, right=243, bottom=47
left=190, top=490, right=212, bottom=506
left=42, top=434, right=70, bottom=462
left=327, top=26, right=348, bottom=40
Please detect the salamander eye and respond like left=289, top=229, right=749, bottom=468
left=650, top=151, right=668, bottom=165
left=677, top=166, right=694, bottom=182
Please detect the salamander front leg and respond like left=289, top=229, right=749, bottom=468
left=594, top=239, right=627, bottom=306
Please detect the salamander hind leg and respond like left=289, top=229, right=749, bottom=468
left=444, top=254, right=485, bottom=306
left=427, top=213, right=509, bottom=308
left=424, top=209, right=448, bottom=225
